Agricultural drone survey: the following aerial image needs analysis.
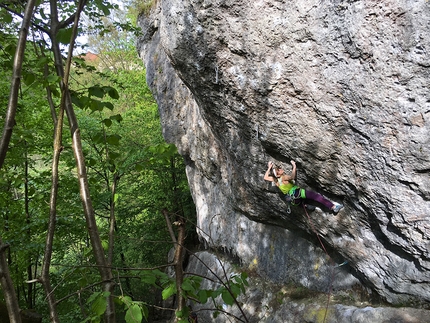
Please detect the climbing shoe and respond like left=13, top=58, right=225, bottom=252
left=304, top=204, right=316, bottom=211
left=332, top=204, right=344, bottom=214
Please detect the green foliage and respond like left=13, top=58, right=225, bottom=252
left=120, top=296, right=148, bottom=323
left=135, top=0, right=158, bottom=17
left=0, top=0, right=198, bottom=322
left=91, top=292, right=110, bottom=318
left=56, top=27, right=75, bottom=45
left=153, top=271, right=249, bottom=319
left=85, top=288, right=153, bottom=323
left=175, top=307, right=190, bottom=323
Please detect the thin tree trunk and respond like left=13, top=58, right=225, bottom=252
left=162, top=209, right=177, bottom=245
left=40, top=98, right=64, bottom=323
left=107, top=174, right=119, bottom=266
left=163, top=212, right=187, bottom=322
left=0, top=0, right=37, bottom=169
left=174, top=218, right=186, bottom=322
left=0, top=1, right=36, bottom=322
left=0, top=240, right=21, bottom=323
left=48, top=0, right=116, bottom=320
left=24, top=150, right=35, bottom=309
left=165, top=157, right=188, bottom=321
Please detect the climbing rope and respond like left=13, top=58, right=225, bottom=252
left=302, top=204, right=340, bottom=323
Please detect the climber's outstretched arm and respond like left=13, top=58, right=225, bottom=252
left=264, top=161, right=277, bottom=184
left=290, top=160, right=296, bottom=180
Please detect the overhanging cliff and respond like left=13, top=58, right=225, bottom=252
left=137, top=0, right=430, bottom=317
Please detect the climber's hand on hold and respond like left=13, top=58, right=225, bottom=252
left=264, top=162, right=275, bottom=182
left=290, top=160, right=297, bottom=180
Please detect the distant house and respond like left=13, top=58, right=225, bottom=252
left=78, top=50, right=142, bottom=71
left=80, top=51, right=99, bottom=63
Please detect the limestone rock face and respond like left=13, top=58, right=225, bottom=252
left=137, top=0, right=430, bottom=308
left=185, top=252, right=430, bottom=323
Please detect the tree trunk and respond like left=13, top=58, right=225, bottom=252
left=0, top=0, right=36, bottom=168
left=173, top=219, right=186, bottom=321
left=0, top=1, right=36, bottom=321
left=108, top=174, right=119, bottom=266
left=0, top=240, right=21, bottom=323
left=40, top=96, right=65, bottom=323
left=49, top=0, right=116, bottom=321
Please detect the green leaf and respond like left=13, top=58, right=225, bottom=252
left=88, top=158, right=97, bottom=166
left=71, top=93, right=84, bottom=108
left=181, top=279, right=194, bottom=291
left=221, top=290, right=234, bottom=306
left=93, top=133, right=104, bottom=144
left=23, top=73, right=35, bottom=86
left=152, top=269, right=168, bottom=280
left=241, top=272, right=249, bottom=284
left=141, top=273, right=156, bottom=286
left=5, top=44, right=16, bottom=56
left=39, top=8, right=47, bottom=20
left=230, top=284, right=241, bottom=297
left=36, top=56, right=50, bottom=67
left=161, top=284, right=176, bottom=300
left=190, top=275, right=203, bottom=285
left=141, top=305, right=149, bottom=320
left=107, top=87, right=119, bottom=99
left=101, top=4, right=111, bottom=16
left=197, top=290, right=208, bottom=304
left=106, top=134, right=121, bottom=146
left=89, top=86, right=105, bottom=98
left=125, top=304, right=142, bottom=323
left=110, top=114, right=123, bottom=122
left=102, top=119, right=112, bottom=127
left=46, top=74, right=59, bottom=84
left=90, top=99, right=104, bottom=112
left=109, top=151, right=121, bottom=160
left=104, top=102, right=114, bottom=110
left=56, top=28, right=74, bottom=44
left=3, top=12, right=13, bottom=23
left=101, top=240, right=108, bottom=250
left=73, top=56, right=85, bottom=65
left=91, top=294, right=107, bottom=316
left=121, top=295, right=133, bottom=307
left=176, top=307, right=189, bottom=320
left=50, top=87, right=60, bottom=97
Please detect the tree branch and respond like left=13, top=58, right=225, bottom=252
left=0, top=4, right=51, bottom=35
left=0, top=0, right=37, bottom=169
left=162, top=208, right=177, bottom=244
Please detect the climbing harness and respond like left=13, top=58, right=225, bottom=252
left=284, top=187, right=306, bottom=213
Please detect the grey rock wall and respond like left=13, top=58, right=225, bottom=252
left=185, top=251, right=430, bottom=323
left=137, top=0, right=430, bottom=312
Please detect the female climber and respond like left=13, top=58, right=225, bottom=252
left=264, top=160, right=344, bottom=214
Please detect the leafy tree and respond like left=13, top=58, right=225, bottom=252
left=0, top=0, right=125, bottom=321
left=1, top=1, right=200, bottom=322
left=0, top=0, right=252, bottom=322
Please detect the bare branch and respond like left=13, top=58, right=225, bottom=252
left=162, top=208, right=177, bottom=244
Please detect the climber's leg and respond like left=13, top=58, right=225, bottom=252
left=303, top=190, right=335, bottom=210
